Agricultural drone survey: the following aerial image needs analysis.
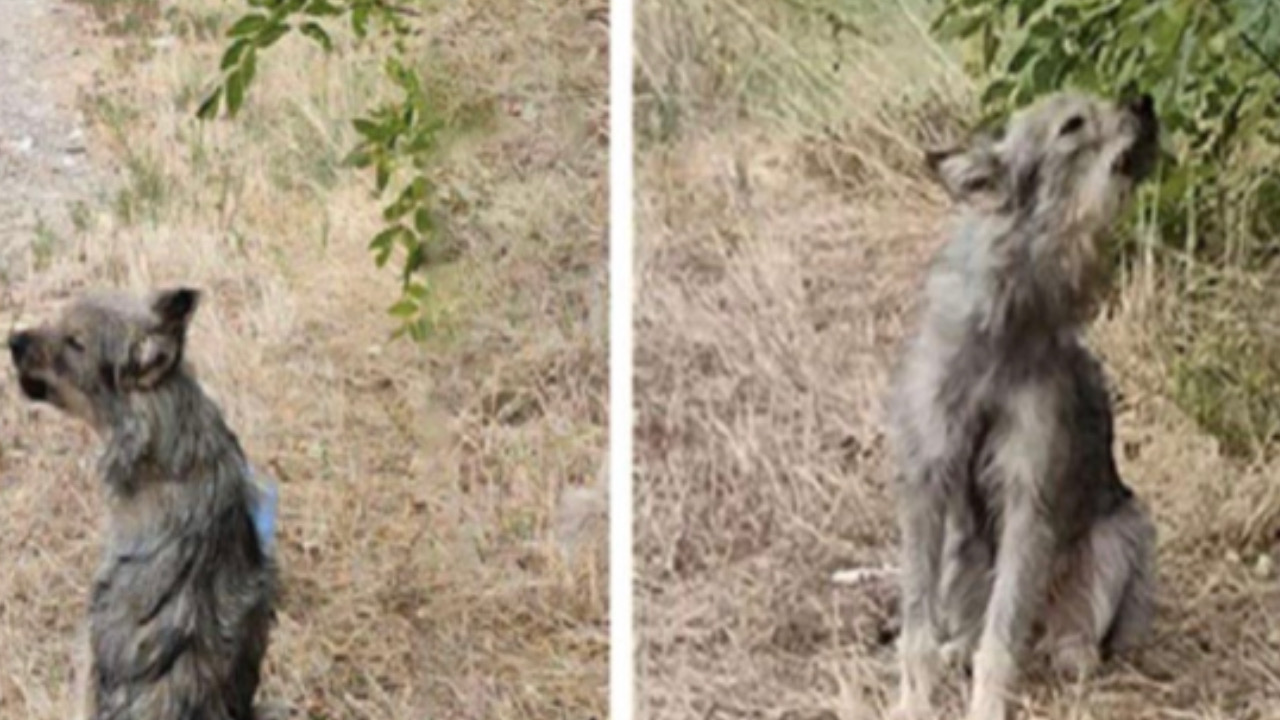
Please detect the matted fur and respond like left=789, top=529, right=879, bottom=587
left=887, top=91, right=1160, bottom=720
left=8, top=288, right=276, bottom=720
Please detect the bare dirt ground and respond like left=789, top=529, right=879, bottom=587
left=0, top=2, right=607, bottom=718
left=0, top=0, right=102, bottom=280
left=635, top=2, right=1280, bottom=719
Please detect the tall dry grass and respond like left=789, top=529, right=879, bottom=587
left=0, top=2, right=607, bottom=718
left=635, top=1, right=1280, bottom=718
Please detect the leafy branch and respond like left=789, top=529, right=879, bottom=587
left=200, top=0, right=451, bottom=341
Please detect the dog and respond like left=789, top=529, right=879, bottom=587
left=9, top=287, right=277, bottom=720
left=885, top=91, right=1160, bottom=720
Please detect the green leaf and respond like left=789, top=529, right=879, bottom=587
left=383, top=183, right=420, bottom=221
left=402, top=242, right=426, bottom=280
left=352, top=5, right=370, bottom=37
left=228, top=14, right=269, bottom=37
left=1031, top=48, right=1069, bottom=93
left=353, top=118, right=386, bottom=141
left=409, top=176, right=430, bottom=201
left=414, top=207, right=434, bottom=234
left=196, top=87, right=222, bottom=120
left=221, top=39, right=251, bottom=70
left=406, top=281, right=429, bottom=300
left=241, top=47, right=258, bottom=88
left=342, top=144, right=372, bottom=168
left=226, top=68, right=247, bottom=117
left=930, top=2, right=961, bottom=34
left=388, top=298, right=418, bottom=318
left=305, top=0, right=344, bottom=16
left=299, top=21, right=333, bottom=52
left=376, top=160, right=391, bottom=193
left=368, top=225, right=404, bottom=267
left=1007, top=43, right=1039, bottom=73
left=1027, top=16, right=1060, bottom=42
left=256, top=22, right=291, bottom=48
left=981, top=76, right=1016, bottom=107
left=936, top=8, right=987, bottom=41
left=369, top=225, right=403, bottom=248
left=1015, top=0, right=1041, bottom=25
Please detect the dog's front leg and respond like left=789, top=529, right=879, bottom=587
left=967, top=389, right=1058, bottom=720
left=967, top=495, right=1051, bottom=720
left=892, top=467, right=948, bottom=720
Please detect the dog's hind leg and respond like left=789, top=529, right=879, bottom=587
left=1043, top=500, right=1156, bottom=679
left=1104, top=501, right=1157, bottom=655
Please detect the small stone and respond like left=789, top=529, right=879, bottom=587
left=1254, top=554, right=1274, bottom=579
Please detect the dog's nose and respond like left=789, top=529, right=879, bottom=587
left=8, top=332, right=32, bottom=362
left=1127, top=93, right=1155, bottom=118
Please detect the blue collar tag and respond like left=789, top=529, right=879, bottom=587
left=247, top=468, right=279, bottom=556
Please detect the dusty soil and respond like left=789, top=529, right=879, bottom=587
left=0, top=0, right=103, bottom=278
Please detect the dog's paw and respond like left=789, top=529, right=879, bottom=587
left=1048, top=639, right=1100, bottom=682
left=939, top=635, right=975, bottom=671
left=963, top=690, right=1009, bottom=720
left=886, top=699, right=932, bottom=720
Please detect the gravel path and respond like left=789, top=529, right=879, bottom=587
left=0, top=0, right=102, bottom=275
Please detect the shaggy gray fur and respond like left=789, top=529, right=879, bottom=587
left=886, top=91, right=1159, bottom=720
left=9, top=288, right=276, bottom=720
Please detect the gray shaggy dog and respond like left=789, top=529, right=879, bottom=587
left=9, top=288, right=276, bottom=720
left=886, top=91, right=1160, bottom=720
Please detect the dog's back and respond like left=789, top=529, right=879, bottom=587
left=90, top=382, right=275, bottom=720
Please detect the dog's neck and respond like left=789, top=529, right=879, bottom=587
left=96, top=371, right=247, bottom=497
left=938, top=209, right=1110, bottom=347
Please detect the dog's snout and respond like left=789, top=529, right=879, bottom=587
left=1126, top=93, right=1158, bottom=141
left=1127, top=93, right=1154, bottom=119
left=8, top=332, right=32, bottom=362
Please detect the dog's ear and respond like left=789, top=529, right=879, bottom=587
left=151, top=288, right=200, bottom=334
left=131, top=288, right=201, bottom=389
left=924, top=135, right=1004, bottom=202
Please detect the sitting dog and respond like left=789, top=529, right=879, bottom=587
left=9, top=288, right=277, bottom=720
left=886, top=91, right=1160, bottom=720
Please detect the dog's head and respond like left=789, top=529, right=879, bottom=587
left=8, top=288, right=200, bottom=428
left=927, top=91, right=1159, bottom=229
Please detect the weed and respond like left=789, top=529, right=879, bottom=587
left=31, top=217, right=59, bottom=271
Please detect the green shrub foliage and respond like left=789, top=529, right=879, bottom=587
left=204, top=0, right=456, bottom=341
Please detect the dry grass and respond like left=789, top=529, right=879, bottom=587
left=635, top=1, right=1280, bottom=718
left=0, top=2, right=606, bottom=718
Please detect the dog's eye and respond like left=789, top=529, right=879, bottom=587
left=1059, top=115, right=1086, bottom=136
left=66, top=336, right=85, bottom=352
